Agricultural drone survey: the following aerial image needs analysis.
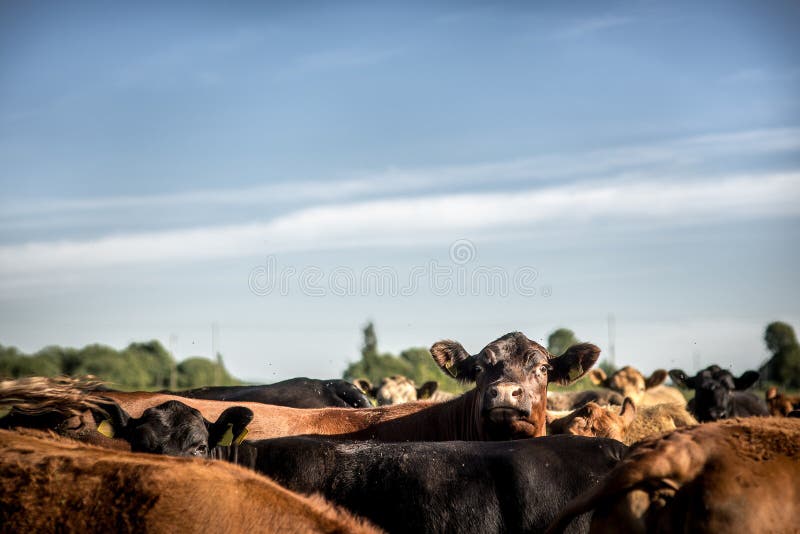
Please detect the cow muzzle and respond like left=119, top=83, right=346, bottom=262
left=484, top=383, right=531, bottom=420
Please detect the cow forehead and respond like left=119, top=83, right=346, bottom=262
left=696, top=371, right=735, bottom=390
left=613, top=367, right=644, bottom=384
left=381, top=376, right=414, bottom=387
left=479, top=333, right=548, bottom=364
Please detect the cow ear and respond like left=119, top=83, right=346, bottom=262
left=587, top=369, right=608, bottom=387
left=416, top=381, right=438, bottom=400
left=766, top=387, right=778, bottom=400
left=734, top=371, right=759, bottom=391
left=645, top=369, right=668, bottom=389
left=549, top=343, right=600, bottom=385
left=431, top=340, right=477, bottom=382
left=207, top=406, right=254, bottom=448
left=354, top=379, right=376, bottom=396
left=95, top=400, right=131, bottom=439
left=619, top=397, right=637, bottom=427
left=669, top=369, right=695, bottom=389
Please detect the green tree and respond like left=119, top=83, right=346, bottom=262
left=762, top=321, right=800, bottom=387
left=0, top=339, right=240, bottom=390
left=126, top=340, right=174, bottom=389
left=177, top=356, right=238, bottom=388
left=547, top=328, right=578, bottom=357
left=342, top=323, right=467, bottom=394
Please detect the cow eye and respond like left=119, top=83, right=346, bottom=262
left=473, top=365, right=483, bottom=374
left=540, top=365, right=549, bottom=373
left=193, top=444, right=208, bottom=457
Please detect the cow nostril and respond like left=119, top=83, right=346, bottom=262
left=512, top=388, right=522, bottom=398
left=490, top=388, right=498, bottom=398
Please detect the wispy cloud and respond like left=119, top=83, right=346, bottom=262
left=3, top=127, right=798, bottom=221
left=277, top=47, right=402, bottom=79
left=557, top=15, right=634, bottom=39
left=722, top=67, right=800, bottom=84
left=1, top=172, right=797, bottom=285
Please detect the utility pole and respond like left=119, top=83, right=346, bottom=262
left=607, top=313, right=616, bottom=368
left=212, top=322, right=221, bottom=386
left=168, top=333, right=178, bottom=390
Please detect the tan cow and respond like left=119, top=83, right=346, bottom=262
left=588, top=366, right=685, bottom=407
left=0, top=429, right=380, bottom=534
left=546, top=417, right=800, bottom=534
left=765, top=386, right=800, bottom=416
left=355, top=375, right=455, bottom=405
left=548, top=399, right=697, bottom=445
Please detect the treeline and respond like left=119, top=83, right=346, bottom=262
left=343, top=323, right=470, bottom=394
left=0, top=340, right=240, bottom=390
left=342, top=321, right=800, bottom=392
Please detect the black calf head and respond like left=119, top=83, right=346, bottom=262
left=431, top=332, right=600, bottom=439
left=102, top=400, right=253, bottom=457
left=669, top=366, right=759, bottom=422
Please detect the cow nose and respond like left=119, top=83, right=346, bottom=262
left=489, top=383, right=525, bottom=406
left=489, top=385, right=522, bottom=398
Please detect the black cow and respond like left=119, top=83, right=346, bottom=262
left=1, top=397, right=252, bottom=457
left=669, top=365, right=768, bottom=422
left=105, top=400, right=253, bottom=456
left=213, top=435, right=628, bottom=534
left=172, top=377, right=372, bottom=409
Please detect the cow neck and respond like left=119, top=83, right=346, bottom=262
left=406, top=388, right=482, bottom=441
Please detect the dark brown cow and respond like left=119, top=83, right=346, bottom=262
left=102, top=332, right=600, bottom=441
left=0, top=429, right=380, bottom=534
left=766, top=386, right=800, bottom=416
left=546, top=417, right=800, bottom=534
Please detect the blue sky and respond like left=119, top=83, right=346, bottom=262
left=1, top=1, right=799, bottom=382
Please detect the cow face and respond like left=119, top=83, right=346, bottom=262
left=765, top=387, right=798, bottom=417
left=669, top=366, right=759, bottom=422
left=106, top=400, right=254, bottom=457
left=549, top=398, right=636, bottom=441
left=373, top=376, right=439, bottom=405
left=431, top=332, right=600, bottom=439
left=588, top=366, right=668, bottom=406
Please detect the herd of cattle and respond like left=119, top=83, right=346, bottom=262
left=1, top=331, right=799, bottom=533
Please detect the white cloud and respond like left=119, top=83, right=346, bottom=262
left=2, top=126, right=798, bottom=219
left=557, top=15, right=634, bottom=39
left=1, top=172, right=797, bottom=284
left=276, top=47, right=403, bottom=80
left=722, top=67, right=800, bottom=84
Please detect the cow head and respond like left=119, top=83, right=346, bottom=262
left=431, top=332, right=600, bottom=439
left=669, top=366, right=759, bottom=422
left=355, top=376, right=439, bottom=405
left=765, top=387, right=796, bottom=417
left=548, top=397, right=636, bottom=441
left=100, top=400, right=253, bottom=457
left=376, top=376, right=439, bottom=405
left=588, top=366, right=668, bottom=406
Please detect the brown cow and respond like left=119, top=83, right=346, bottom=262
left=102, top=332, right=600, bottom=441
left=546, top=417, right=800, bottom=534
left=0, top=429, right=380, bottom=534
left=546, top=389, right=625, bottom=411
left=356, top=376, right=455, bottom=405
left=549, top=399, right=697, bottom=445
left=548, top=398, right=637, bottom=442
left=766, top=386, right=800, bottom=416
left=588, top=366, right=686, bottom=407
